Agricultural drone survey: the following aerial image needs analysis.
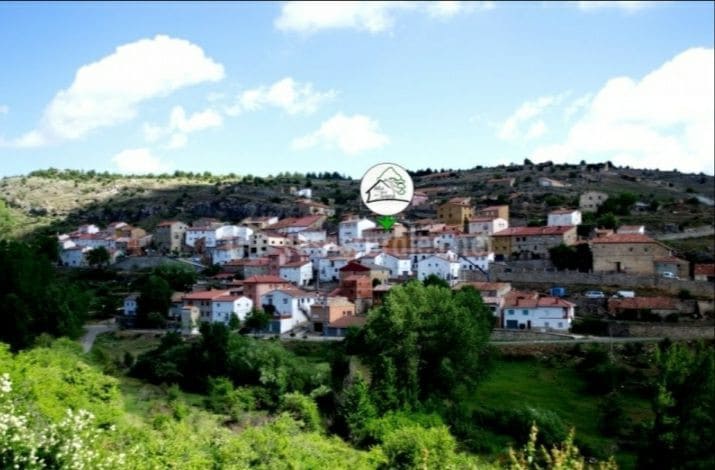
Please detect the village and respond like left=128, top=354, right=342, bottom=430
left=55, top=187, right=715, bottom=340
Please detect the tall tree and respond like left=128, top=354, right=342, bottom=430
left=86, top=246, right=110, bottom=268
left=352, top=282, right=493, bottom=411
left=639, top=342, right=714, bottom=469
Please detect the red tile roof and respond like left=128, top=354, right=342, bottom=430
left=493, top=226, right=576, bottom=237
left=503, top=291, right=574, bottom=308
left=608, top=297, right=677, bottom=311
left=269, top=215, right=324, bottom=229
left=281, top=260, right=311, bottom=268
left=243, top=275, right=289, bottom=284
left=454, top=281, right=511, bottom=292
left=329, top=315, right=367, bottom=328
left=446, top=197, right=471, bottom=206
left=182, top=290, right=230, bottom=301
left=694, top=264, right=715, bottom=276
left=340, top=261, right=370, bottom=272
left=591, top=234, right=658, bottom=244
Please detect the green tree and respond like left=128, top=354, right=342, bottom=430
left=86, top=246, right=111, bottom=268
left=353, top=282, right=492, bottom=411
left=596, top=212, right=619, bottom=230
left=0, top=199, right=14, bottom=239
left=380, top=425, right=468, bottom=469
left=137, top=275, right=172, bottom=326
left=639, top=342, right=714, bottom=469
left=244, top=309, right=271, bottom=332
left=422, top=274, right=450, bottom=289
left=153, top=264, right=197, bottom=291
left=339, top=377, right=378, bottom=445
left=0, top=241, right=89, bottom=350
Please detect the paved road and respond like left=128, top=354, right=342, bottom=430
left=80, top=321, right=117, bottom=353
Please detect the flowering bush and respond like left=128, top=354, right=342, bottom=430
left=0, top=373, right=124, bottom=469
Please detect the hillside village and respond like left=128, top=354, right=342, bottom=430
left=54, top=180, right=715, bottom=339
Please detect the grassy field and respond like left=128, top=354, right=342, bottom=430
left=473, top=357, right=652, bottom=469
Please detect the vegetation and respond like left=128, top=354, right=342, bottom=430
left=0, top=241, right=89, bottom=350
left=549, top=243, right=593, bottom=272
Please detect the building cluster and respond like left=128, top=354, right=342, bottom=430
left=63, top=190, right=710, bottom=336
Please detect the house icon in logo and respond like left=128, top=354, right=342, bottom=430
left=365, top=178, right=397, bottom=203
left=360, top=163, right=414, bottom=216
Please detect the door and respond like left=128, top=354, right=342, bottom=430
left=527, top=320, right=532, bottom=329
left=506, top=320, right=518, bottom=329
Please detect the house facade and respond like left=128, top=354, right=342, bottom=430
left=492, top=226, right=578, bottom=260
left=211, top=295, right=253, bottom=324
left=459, top=252, right=495, bottom=273
left=437, top=197, right=474, bottom=225
left=468, top=217, right=509, bottom=236
left=547, top=210, right=582, bottom=227
left=591, top=234, right=672, bottom=274
left=242, top=275, right=293, bottom=306
left=417, top=255, right=461, bottom=285
left=476, top=205, right=509, bottom=221
left=154, top=221, right=189, bottom=253
left=338, top=217, right=376, bottom=245
left=501, top=292, right=575, bottom=331
left=279, top=261, right=313, bottom=287
left=260, top=289, right=317, bottom=333
left=310, top=296, right=356, bottom=334
left=579, top=191, right=608, bottom=213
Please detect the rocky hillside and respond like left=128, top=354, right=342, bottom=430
left=1, top=162, right=713, bottom=244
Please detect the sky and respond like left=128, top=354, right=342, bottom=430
left=0, top=1, right=713, bottom=178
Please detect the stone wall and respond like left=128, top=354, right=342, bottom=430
left=490, top=268, right=715, bottom=299
left=490, top=328, right=574, bottom=342
left=622, top=322, right=714, bottom=340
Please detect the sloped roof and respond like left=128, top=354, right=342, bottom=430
left=329, top=315, right=367, bottom=328
left=243, top=275, right=288, bottom=284
left=608, top=297, right=677, bottom=310
left=694, top=263, right=715, bottom=276
left=590, top=234, right=658, bottom=244
left=493, top=226, right=575, bottom=237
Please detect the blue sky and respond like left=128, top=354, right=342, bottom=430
left=0, top=1, right=713, bottom=177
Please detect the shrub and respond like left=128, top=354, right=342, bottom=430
left=279, top=393, right=321, bottom=432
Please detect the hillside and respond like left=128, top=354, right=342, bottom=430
left=1, top=162, right=713, bottom=244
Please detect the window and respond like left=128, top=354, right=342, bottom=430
left=522, top=310, right=528, bottom=315
left=508, top=310, right=515, bottom=315
left=283, top=298, right=288, bottom=304
left=558, top=322, right=563, bottom=328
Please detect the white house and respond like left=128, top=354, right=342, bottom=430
left=343, top=239, right=379, bottom=257
left=300, top=242, right=339, bottom=270
left=77, top=224, right=100, bottom=234
left=182, top=290, right=230, bottom=322
left=185, top=227, right=219, bottom=248
left=215, top=225, right=253, bottom=241
left=381, top=252, right=412, bottom=278
left=261, top=289, right=317, bottom=333
left=59, top=246, right=91, bottom=267
left=338, top=217, right=376, bottom=245
left=468, top=217, right=509, bottom=236
left=296, top=230, right=327, bottom=244
left=212, top=245, right=244, bottom=265
left=501, top=292, right=575, bottom=331
left=417, top=255, right=461, bottom=285
left=434, top=231, right=461, bottom=251
left=408, top=249, right=457, bottom=271
left=459, top=252, right=495, bottom=273
left=123, top=293, right=139, bottom=317
left=617, top=225, right=646, bottom=235
left=211, top=295, right=253, bottom=324
left=547, top=209, right=582, bottom=227
left=296, top=188, right=312, bottom=199
left=279, top=260, right=313, bottom=287
left=318, top=256, right=353, bottom=282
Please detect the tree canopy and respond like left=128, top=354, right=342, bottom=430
left=348, top=281, right=493, bottom=411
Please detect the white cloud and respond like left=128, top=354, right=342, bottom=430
left=0, top=105, right=8, bottom=115
left=531, top=47, right=714, bottom=174
left=111, top=148, right=172, bottom=174
left=498, top=93, right=568, bottom=140
left=575, top=1, right=655, bottom=12
left=7, top=35, right=224, bottom=147
left=275, top=1, right=488, bottom=34
left=227, top=77, right=336, bottom=116
left=563, top=93, right=592, bottom=121
left=143, top=105, right=223, bottom=149
left=292, top=113, right=389, bottom=155
left=525, top=120, right=547, bottom=140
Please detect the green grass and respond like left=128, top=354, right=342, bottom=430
left=92, top=331, right=163, bottom=363
left=473, top=358, right=652, bottom=469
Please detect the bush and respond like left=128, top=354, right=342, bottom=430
left=279, top=393, right=321, bottom=432
left=379, top=425, right=461, bottom=470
